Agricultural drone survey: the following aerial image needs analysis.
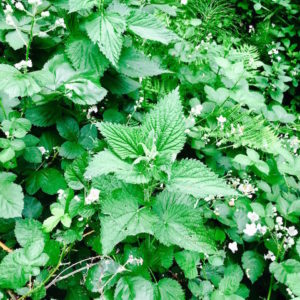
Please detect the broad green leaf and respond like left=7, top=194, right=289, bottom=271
left=270, top=259, right=300, bottom=284
left=66, top=36, right=109, bottom=75
left=153, top=191, right=216, bottom=254
left=287, top=273, right=300, bottom=297
left=68, top=0, right=95, bottom=12
left=59, top=141, right=85, bottom=159
left=85, top=12, right=126, bottom=67
left=85, top=259, right=121, bottom=292
left=79, top=124, right=98, bottom=150
left=57, top=117, right=79, bottom=141
left=5, top=30, right=28, bottom=50
left=127, top=10, right=178, bottom=44
left=22, top=196, right=43, bottom=219
left=101, top=187, right=157, bottom=254
left=219, top=264, right=243, bottom=295
left=0, top=64, right=41, bottom=98
left=15, top=219, right=45, bottom=248
left=155, top=278, right=184, bottom=300
left=166, top=159, right=237, bottom=198
left=85, top=150, right=150, bottom=184
left=115, top=276, right=154, bottom=300
left=65, top=155, right=88, bottom=190
left=0, top=174, right=24, bottom=219
left=98, top=122, right=143, bottom=159
left=143, top=88, right=186, bottom=156
left=241, top=251, right=265, bottom=283
left=118, top=47, right=170, bottom=78
left=175, top=250, right=201, bottom=279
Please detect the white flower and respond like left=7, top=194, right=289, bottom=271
left=4, top=4, right=13, bottom=14
left=228, top=242, right=238, bottom=253
left=73, top=195, right=80, bottom=202
left=15, top=2, right=24, bottom=10
left=55, top=18, right=66, bottom=28
left=247, top=212, right=259, bottom=223
left=287, top=226, right=298, bottom=237
left=38, top=146, right=46, bottom=155
left=243, top=223, right=257, bottom=236
left=57, top=189, right=65, bottom=199
left=78, top=217, right=83, bottom=221
left=28, top=0, right=42, bottom=5
left=264, top=251, right=276, bottom=261
left=276, top=216, right=283, bottom=226
left=181, top=0, right=188, bottom=4
left=191, top=104, right=203, bottom=116
left=14, top=60, right=32, bottom=70
left=238, top=182, right=256, bottom=198
left=85, top=188, right=100, bottom=205
left=257, top=223, right=267, bottom=235
left=41, top=11, right=50, bottom=17
left=6, top=15, right=14, bottom=26
left=287, top=237, right=295, bottom=247
left=228, top=198, right=235, bottom=206
left=217, top=115, right=226, bottom=124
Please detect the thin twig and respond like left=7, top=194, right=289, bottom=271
left=0, top=241, right=13, bottom=253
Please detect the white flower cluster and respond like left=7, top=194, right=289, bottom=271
left=181, top=0, right=188, bottom=5
left=41, top=11, right=50, bottom=17
left=57, top=189, right=65, bottom=200
left=191, top=104, right=203, bottom=117
left=15, top=2, right=24, bottom=10
left=230, top=123, right=244, bottom=136
left=14, top=60, right=32, bottom=70
left=217, top=115, right=226, bottom=129
left=238, top=180, right=258, bottom=198
left=272, top=211, right=298, bottom=250
left=55, top=18, right=66, bottom=28
left=289, top=136, right=299, bottom=154
left=243, top=212, right=267, bottom=236
left=127, top=254, right=143, bottom=266
left=85, top=188, right=100, bottom=205
left=264, top=250, right=276, bottom=261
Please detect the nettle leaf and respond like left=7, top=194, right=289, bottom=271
left=127, top=10, right=179, bottom=44
left=68, top=0, right=96, bottom=12
left=241, top=251, right=265, bottom=283
left=85, top=12, right=126, bottom=67
left=101, top=187, right=157, bottom=254
left=166, top=159, right=237, bottom=198
left=66, top=36, right=109, bottom=76
left=118, top=47, right=170, bottom=78
left=115, top=276, right=154, bottom=300
left=85, top=150, right=150, bottom=184
left=153, top=191, right=216, bottom=254
left=0, top=172, right=24, bottom=219
left=143, top=88, right=186, bottom=156
left=0, top=65, right=42, bottom=98
left=98, top=122, right=143, bottom=159
left=175, top=250, right=201, bottom=279
left=155, top=278, right=185, bottom=300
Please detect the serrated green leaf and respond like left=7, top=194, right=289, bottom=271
left=166, top=159, right=237, bottom=198
left=270, top=259, right=300, bottom=284
left=66, top=36, right=109, bottom=75
left=0, top=65, right=41, bottom=98
left=85, top=12, right=126, bottom=67
left=65, top=155, right=88, bottom=190
left=143, top=88, right=186, bottom=156
left=101, top=187, right=157, bottom=254
left=98, top=122, right=143, bottom=159
left=127, top=10, right=178, bottom=45
left=219, top=264, right=243, bottom=295
left=68, top=0, right=96, bottom=12
left=118, top=47, right=170, bottom=78
left=155, top=278, right=184, bottom=300
left=59, top=141, right=85, bottom=159
left=153, top=191, right=216, bottom=254
left=175, top=250, right=200, bottom=279
left=85, top=150, right=150, bottom=184
left=115, top=276, right=154, bottom=300
left=0, top=174, right=24, bottom=219
left=241, top=251, right=265, bottom=283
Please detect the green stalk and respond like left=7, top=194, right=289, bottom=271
left=24, top=14, right=36, bottom=74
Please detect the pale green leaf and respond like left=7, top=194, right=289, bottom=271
left=241, top=251, right=265, bottom=283
left=166, top=159, right=237, bottom=198
left=155, top=278, right=184, bottom=300
left=175, top=250, right=201, bottom=279
left=68, top=0, right=96, bottom=12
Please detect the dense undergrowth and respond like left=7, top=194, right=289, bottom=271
left=0, top=0, right=299, bottom=299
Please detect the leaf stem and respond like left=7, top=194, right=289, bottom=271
left=0, top=98, right=7, bottom=119
left=24, top=14, right=36, bottom=74
left=0, top=240, right=13, bottom=253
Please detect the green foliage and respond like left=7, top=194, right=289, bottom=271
left=0, top=0, right=299, bottom=299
